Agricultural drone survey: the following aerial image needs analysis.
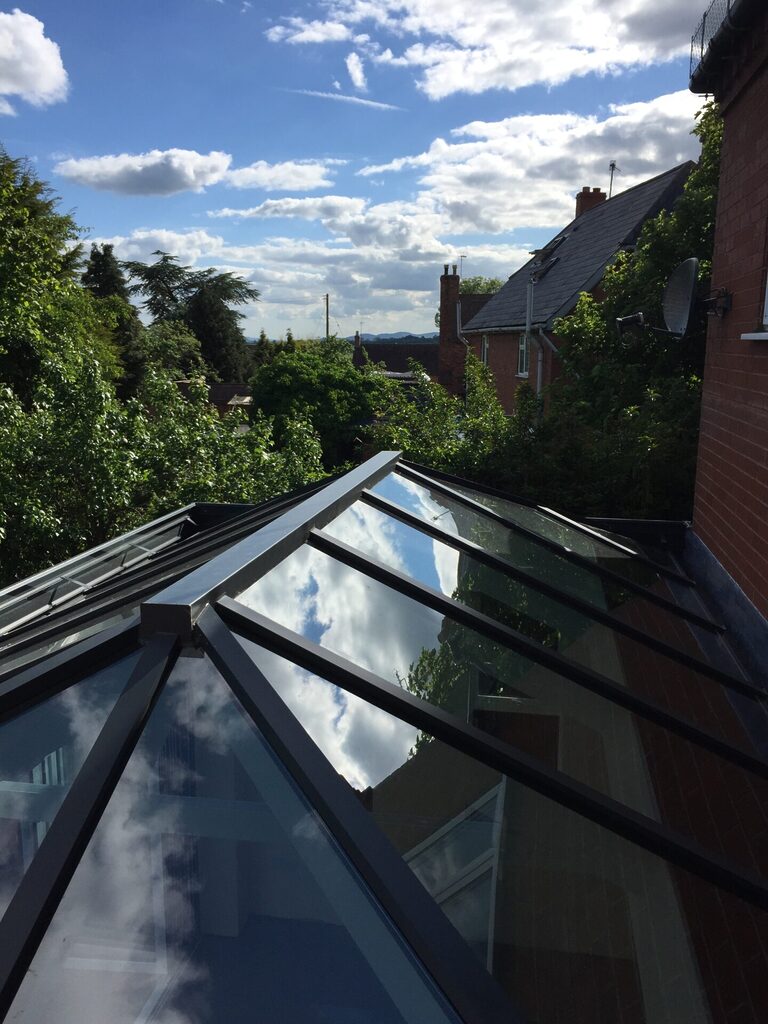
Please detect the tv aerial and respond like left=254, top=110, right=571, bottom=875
left=616, top=258, right=731, bottom=338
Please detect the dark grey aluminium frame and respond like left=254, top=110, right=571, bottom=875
left=0, top=451, right=766, bottom=1024
left=400, top=459, right=695, bottom=585
left=395, top=464, right=724, bottom=632
left=136, top=450, right=767, bottom=909
left=215, top=597, right=768, bottom=911
left=361, top=489, right=761, bottom=697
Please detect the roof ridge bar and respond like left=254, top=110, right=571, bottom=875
left=197, top=606, right=527, bottom=1024
left=142, top=452, right=402, bottom=641
left=216, top=599, right=768, bottom=912
left=401, top=459, right=696, bottom=586
left=361, top=490, right=763, bottom=698
left=0, top=632, right=179, bottom=1020
left=306, top=530, right=768, bottom=772
left=396, top=464, right=724, bottom=633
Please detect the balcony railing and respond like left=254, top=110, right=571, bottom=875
left=690, top=0, right=743, bottom=79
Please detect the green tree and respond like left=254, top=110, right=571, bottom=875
left=124, top=252, right=259, bottom=381
left=460, top=276, right=502, bottom=294
left=371, top=353, right=508, bottom=478
left=0, top=152, right=84, bottom=401
left=128, top=370, right=324, bottom=519
left=0, top=364, right=326, bottom=586
left=82, top=243, right=130, bottom=301
left=435, top=275, right=502, bottom=327
left=251, top=336, right=393, bottom=467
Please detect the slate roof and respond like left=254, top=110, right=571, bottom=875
left=463, top=162, right=695, bottom=334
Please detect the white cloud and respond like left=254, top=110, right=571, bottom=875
left=210, top=195, right=368, bottom=221
left=0, top=9, right=68, bottom=115
left=266, top=0, right=705, bottom=98
left=287, top=88, right=401, bottom=111
left=266, top=18, right=352, bottom=44
left=360, top=90, right=703, bottom=230
left=91, top=90, right=704, bottom=337
left=345, top=51, right=367, bottom=90
left=55, top=148, right=232, bottom=196
left=55, top=150, right=345, bottom=196
left=90, top=228, right=227, bottom=264
left=225, top=158, right=340, bottom=190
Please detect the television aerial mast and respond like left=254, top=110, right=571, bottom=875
left=608, top=161, right=620, bottom=199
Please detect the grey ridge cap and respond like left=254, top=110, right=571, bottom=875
left=141, top=451, right=401, bottom=639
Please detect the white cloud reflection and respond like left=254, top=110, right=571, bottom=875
left=235, top=495, right=470, bottom=789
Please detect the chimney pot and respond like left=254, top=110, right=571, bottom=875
left=443, top=263, right=449, bottom=275
left=452, top=264, right=458, bottom=275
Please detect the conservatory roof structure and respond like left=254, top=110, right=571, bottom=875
left=0, top=452, right=766, bottom=1024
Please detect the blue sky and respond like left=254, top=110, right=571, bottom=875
left=1, top=0, right=706, bottom=338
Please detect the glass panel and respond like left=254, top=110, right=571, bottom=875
left=7, top=655, right=459, bottom=1024
left=369, top=472, right=712, bottom=662
left=241, top=645, right=768, bottom=1024
left=435, top=479, right=659, bottom=584
left=322, top=503, right=764, bottom=754
left=235, top=549, right=768, bottom=877
left=0, top=651, right=139, bottom=919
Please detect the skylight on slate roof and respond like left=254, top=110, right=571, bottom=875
left=0, top=453, right=765, bottom=1024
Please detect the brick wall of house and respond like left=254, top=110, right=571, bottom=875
left=466, top=332, right=561, bottom=414
left=692, top=15, right=768, bottom=618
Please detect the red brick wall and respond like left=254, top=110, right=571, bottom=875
left=467, top=332, right=561, bottom=414
left=693, top=30, right=768, bottom=618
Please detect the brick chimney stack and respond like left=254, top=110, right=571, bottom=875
left=352, top=328, right=365, bottom=368
left=438, top=262, right=464, bottom=394
left=575, top=186, right=607, bottom=218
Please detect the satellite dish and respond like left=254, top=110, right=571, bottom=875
left=663, top=258, right=699, bottom=336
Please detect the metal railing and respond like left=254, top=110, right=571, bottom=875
left=690, top=0, right=743, bottom=78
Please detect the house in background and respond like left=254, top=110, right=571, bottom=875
left=688, top=0, right=768, bottom=635
left=439, top=164, right=694, bottom=412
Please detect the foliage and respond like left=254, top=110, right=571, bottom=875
left=460, top=276, right=502, bottom=295
left=251, top=336, right=394, bottom=467
left=0, top=359, right=140, bottom=582
left=0, top=365, right=325, bottom=586
left=371, top=352, right=509, bottom=478
left=0, top=152, right=83, bottom=401
left=82, top=243, right=130, bottom=301
left=250, top=333, right=297, bottom=368
left=124, top=251, right=259, bottom=382
left=127, top=371, right=324, bottom=519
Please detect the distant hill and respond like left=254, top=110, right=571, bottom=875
left=347, top=332, right=438, bottom=344
left=247, top=332, right=438, bottom=345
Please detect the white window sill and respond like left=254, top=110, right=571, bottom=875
left=516, top=372, right=529, bottom=379
left=741, top=331, right=768, bottom=340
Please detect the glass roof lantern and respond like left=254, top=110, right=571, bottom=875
left=0, top=453, right=765, bottom=1024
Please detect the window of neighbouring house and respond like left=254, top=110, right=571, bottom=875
left=517, top=333, right=529, bottom=376
left=481, top=335, right=489, bottom=366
